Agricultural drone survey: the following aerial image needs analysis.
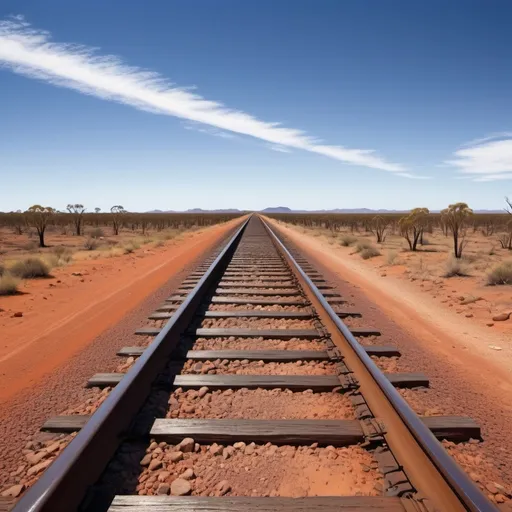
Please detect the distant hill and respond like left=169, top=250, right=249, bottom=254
left=260, top=206, right=293, bottom=213
left=145, top=207, right=505, bottom=214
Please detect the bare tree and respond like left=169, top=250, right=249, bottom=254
left=369, top=215, right=389, bottom=243
left=110, top=205, right=126, bottom=235
left=67, top=204, right=86, bottom=236
left=506, top=197, right=512, bottom=214
left=24, top=205, right=55, bottom=247
left=398, top=208, right=429, bottom=251
left=440, top=203, right=473, bottom=258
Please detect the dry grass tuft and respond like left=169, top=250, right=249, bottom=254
left=355, top=240, right=373, bottom=253
left=84, top=238, right=100, bottom=251
left=385, top=250, right=399, bottom=265
left=339, top=234, right=357, bottom=247
left=51, top=246, right=74, bottom=264
left=10, top=257, right=51, bottom=278
left=360, top=246, right=381, bottom=260
left=486, top=260, right=512, bottom=285
left=123, top=241, right=140, bottom=254
left=443, top=257, right=470, bottom=278
left=0, top=273, right=20, bottom=295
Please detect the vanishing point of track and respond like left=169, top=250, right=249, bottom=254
left=14, top=215, right=496, bottom=511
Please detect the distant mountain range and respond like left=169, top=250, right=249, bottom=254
left=146, top=207, right=504, bottom=214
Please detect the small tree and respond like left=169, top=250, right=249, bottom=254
left=24, top=205, right=55, bottom=247
left=398, top=208, right=429, bottom=251
left=369, top=215, right=389, bottom=243
left=67, top=204, right=86, bottom=236
left=94, top=207, right=101, bottom=214
left=111, top=205, right=126, bottom=235
left=497, top=220, right=512, bottom=250
left=440, top=203, right=473, bottom=258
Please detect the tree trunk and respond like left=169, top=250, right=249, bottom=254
left=38, top=229, right=46, bottom=248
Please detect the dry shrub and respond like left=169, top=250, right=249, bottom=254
left=360, top=246, right=381, bottom=260
left=105, top=247, right=125, bottom=258
left=339, top=234, right=357, bottom=247
left=10, top=257, right=51, bottom=278
left=0, top=263, right=4, bottom=277
left=84, top=238, right=99, bottom=251
left=123, top=241, right=140, bottom=254
left=443, top=257, right=470, bottom=278
left=52, top=246, right=73, bottom=263
left=22, top=241, right=38, bottom=252
left=154, top=240, right=165, bottom=248
left=385, top=250, right=399, bottom=265
left=0, top=273, right=20, bottom=295
left=355, top=240, right=373, bottom=253
left=486, top=260, right=512, bottom=285
left=89, top=227, right=105, bottom=239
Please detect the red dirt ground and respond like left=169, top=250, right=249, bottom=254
left=0, top=217, right=244, bottom=402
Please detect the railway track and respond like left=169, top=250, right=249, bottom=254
left=12, top=215, right=496, bottom=511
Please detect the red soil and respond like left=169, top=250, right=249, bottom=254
left=0, top=218, right=244, bottom=402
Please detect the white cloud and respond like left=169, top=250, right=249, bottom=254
left=269, top=145, right=291, bottom=153
left=183, top=122, right=235, bottom=139
left=0, top=17, right=414, bottom=175
left=447, top=134, right=512, bottom=181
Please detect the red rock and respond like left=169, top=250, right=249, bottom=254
left=492, top=312, right=510, bottom=322
left=156, top=483, right=170, bottom=495
left=178, top=438, right=195, bottom=453
left=168, top=451, right=183, bottom=463
left=1, top=484, right=25, bottom=498
left=148, top=459, right=163, bottom=471
left=170, top=478, right=191, bottom=496
left=12, top=312, right=23, bottom=318
left=27, top=459, right=52, bottom=476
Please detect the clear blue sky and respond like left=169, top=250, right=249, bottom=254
left=1, top=0, right=512, bottom=212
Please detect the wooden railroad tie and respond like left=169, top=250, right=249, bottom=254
left=42, top=415, right=480, bottom=444
left=85, top=372, right=428, bottom=390
left=107, top=496, right=412, bottom=511
left=116, top=346, right=401, bottom=359
left=135, top=327, right=380, bottom=338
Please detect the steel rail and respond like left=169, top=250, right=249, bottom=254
left=14, top=217, right=250, bottom=512
left=262, top=216, right=496, bottom=512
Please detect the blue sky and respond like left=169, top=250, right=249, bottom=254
left=1, top=1, right=512, bottom=212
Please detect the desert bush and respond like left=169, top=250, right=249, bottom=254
left=10, top=257, right=51, bottom=278
left=22, top=241, right=38, bottom=252
left=123, top=241, right=140, bottom=254
left=154, top=240, right=165, bottom=248
left=486, top=260, right=512, bottom=285
left=443, top=257, right=470, bottom=278
left=52, top=246, right=74, bottom=263
left=385, top=250, right=399, bottom=265
left=339, top=234, right=357, bottom=247
left=84, top=238, right=99, bottom=251
left=360, top=246, right=381, bottom=260
left=89, top=227, right=105, bottom=239
left=355, top=240, right=373, bottom=253
left=0, top=273, right=20, bottom=295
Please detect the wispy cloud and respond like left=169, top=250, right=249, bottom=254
left=269, top=144, right=291, bottom=153
left=446, top=134, right=512, bottom=181
left=0, top=17, right=415, bottom=175
left=183, top=122, right=235, bottom=139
